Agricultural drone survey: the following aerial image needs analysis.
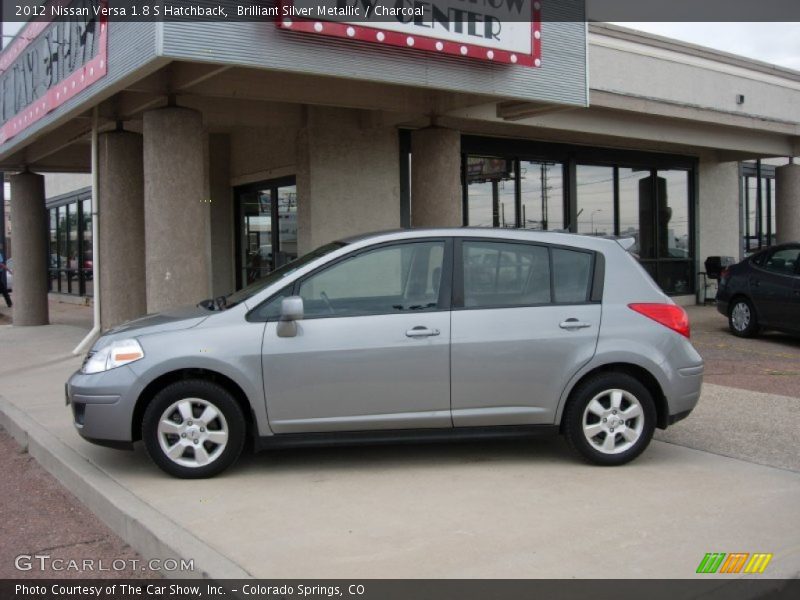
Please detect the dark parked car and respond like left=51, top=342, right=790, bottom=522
left=716, top=244, right=800, bottom=337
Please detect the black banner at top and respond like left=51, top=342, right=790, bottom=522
left=1, top=0, right=800, bottom=23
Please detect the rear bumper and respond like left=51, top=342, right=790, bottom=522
left=664, top=363, right=704, bottom=426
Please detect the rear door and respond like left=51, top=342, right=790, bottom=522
left=450, top=239, right=602, bottom=427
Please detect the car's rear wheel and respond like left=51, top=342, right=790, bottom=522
left=563, top=373, right=656, bottom=466
left=142, top=380, right=245, bottom=478
left=729, top=297, right=759, bottom=338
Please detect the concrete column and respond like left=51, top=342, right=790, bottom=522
left=775, top=162, right=800, bottom=244
left=296, top=107, right=400, bottom=253
left=143, top=107, right=209, bottom=312
left=9, top=171, right=49, bottom=325
left=411, top=127, right=461, bottom=228
left=207, top=133, right=234, bottom=297
left=98, top=130, right=145, bottom=329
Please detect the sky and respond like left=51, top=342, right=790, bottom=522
left=2, top=21, right=799, bottom=70
left=614, top=22, right=800, bottom=70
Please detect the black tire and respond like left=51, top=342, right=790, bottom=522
left=563, top=372, right=656, bottom=466
left=142, top=380, right=246, bottom=478
left=728, top=296, right=759, bottom=338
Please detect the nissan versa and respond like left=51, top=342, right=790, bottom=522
left=66, top=229, right=703, bottom=478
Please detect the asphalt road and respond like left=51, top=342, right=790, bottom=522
left=687, top=304, right=800, bottom=398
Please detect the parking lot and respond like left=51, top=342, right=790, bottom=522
left=1, top=301, right=799, bottom=579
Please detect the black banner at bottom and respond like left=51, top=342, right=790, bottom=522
left=1, top=579, right=798, bottom=600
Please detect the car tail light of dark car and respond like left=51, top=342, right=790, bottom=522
left=718, top=267, right=730, bottom=288
left=628, top=303, right=691, bottom=338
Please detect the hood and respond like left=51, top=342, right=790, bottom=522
left=100, top=305, right=211, bottom=342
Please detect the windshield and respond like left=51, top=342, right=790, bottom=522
left=224, top=242, right=346, bottom=308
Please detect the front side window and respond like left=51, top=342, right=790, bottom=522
left=299, top=241, right=445, bottom=318
left=462, top=241, right=550, bottom=308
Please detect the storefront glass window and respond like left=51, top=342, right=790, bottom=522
left=462, top=145, right=695, bottom=296
left=576, top=165, right=614, bottom=236
left=58, top=205, right=69, bottom=294
left=743, top=172, right=775, bottom=253
left=618, top=168, right=653, bottom=257
left=520, top=160, right=564, bottom=230
left=466, top=157, right=517, bottom=228
left=277, top=185, right=298, bottom=266
left=46, top=196, right=93, bottom=297
left=235, top=177, right=298, bottom=290
left=48, top=209, right=57, bottom=292
left=81, top=199, right=93, bottom=297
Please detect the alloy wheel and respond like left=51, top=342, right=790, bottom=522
left=581, top=389, right=645, bottom=455
left=156, top=398, right=229, bottom=468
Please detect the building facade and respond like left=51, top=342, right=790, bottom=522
left=0, top=5, right=799, bottom=329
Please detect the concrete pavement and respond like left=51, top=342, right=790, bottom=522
left=1, top=303, right=799, bottom=579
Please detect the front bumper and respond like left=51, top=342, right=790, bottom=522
left=66, top=366, right=141, bottom=446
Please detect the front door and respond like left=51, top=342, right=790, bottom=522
left=450, top=239, right=601, bottom=427
left=750, top=246, right=800, bottom=327
left=235, top=178, right=297, bottom=289
left=261, top=239, right=453, bottom=433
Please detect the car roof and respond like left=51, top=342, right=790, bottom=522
left=338, top=228, right=630, bottom=253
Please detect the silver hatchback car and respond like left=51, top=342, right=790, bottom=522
left=66, top=229, right=703, bottom=478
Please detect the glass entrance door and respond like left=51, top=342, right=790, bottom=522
left=235, top=177, right=297, bottom=289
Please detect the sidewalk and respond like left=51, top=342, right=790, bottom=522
left=1, top=303, right=799, bottom=579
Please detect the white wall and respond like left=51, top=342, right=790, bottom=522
left=697, top=159, right=742, bottom=298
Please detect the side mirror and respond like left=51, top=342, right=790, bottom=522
left=277, top=296, right=303, bottom=338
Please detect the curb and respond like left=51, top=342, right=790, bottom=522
left=0, top=396, right=252, bottom=580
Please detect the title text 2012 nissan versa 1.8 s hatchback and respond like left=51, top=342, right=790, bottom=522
left=66, top=229, right=703, bottom=478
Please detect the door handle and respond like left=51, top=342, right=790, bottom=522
left=406, top=326, right=440, bottom=338
left=750, top=278, right=760, bottom=287
left=559, top=318, right=592, bottom=330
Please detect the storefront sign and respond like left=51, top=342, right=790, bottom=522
left=278, top=1, right=541, bottom=67
left=0, top=0, right=108, bottom=145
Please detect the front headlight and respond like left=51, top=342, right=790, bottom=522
left=82, top=339, right=145, bottom=374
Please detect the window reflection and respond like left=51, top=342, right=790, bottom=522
left=520, top=160, right=564, bottom=230
left=618, top=168, right=652, bottom=257
left=576, top=165, right=614, bottom=236
left=466, top=157, right=517, bottom=228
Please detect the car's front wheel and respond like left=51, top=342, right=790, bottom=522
left=729, top=297, right=759, bottom=338
left=142, top=380, right=246, bottom=478
left=563, top=373, right=656, bottom=466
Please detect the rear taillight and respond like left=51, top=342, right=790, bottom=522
left=719, top=267, right=730, bottom=285
left=628, top=303, right=690, bottom=338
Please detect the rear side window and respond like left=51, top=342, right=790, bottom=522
left=552, top=248, right=593, bottom=303
left=463, top=241, right=551, bottom=308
